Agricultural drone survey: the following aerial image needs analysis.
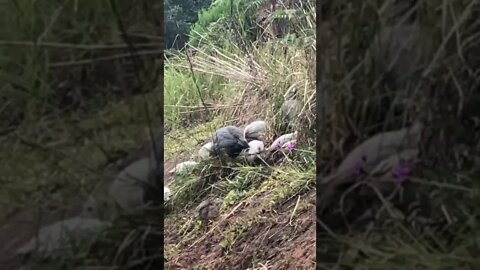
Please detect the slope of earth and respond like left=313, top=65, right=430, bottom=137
left=165, top=190, right=315, bottom=270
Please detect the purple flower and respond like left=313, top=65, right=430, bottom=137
left=286, top=141, right=296, bottom=152
left=392, top=163, right=414, bottom=186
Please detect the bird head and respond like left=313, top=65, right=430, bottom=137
left=238, top=138, right=249, bottom=148
left=232, top=131, right=249, bottom=148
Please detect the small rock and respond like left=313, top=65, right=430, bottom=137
left=195, top=198, right=223, bottom=222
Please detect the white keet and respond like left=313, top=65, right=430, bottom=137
left=267, top=131, right=298, bottom=151
left=108, top=158, right=151, bottom=213
left=248, top=140, right=265, bottom=155
left=198, top=142, right=213, bottom=160
left=370, top=149, right=419, bottom=176
left=16, top=217, right=111, bottom=257
left=168, top=161, right=199, bottom=175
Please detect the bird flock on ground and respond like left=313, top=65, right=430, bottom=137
left=165, top=119, right=299, bottom=223
left=167, top=120, right=298, bottom=176
left=166, top=120, right=299, bottom=198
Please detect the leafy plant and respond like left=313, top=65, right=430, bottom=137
left=188, top=0, right=258, bottom=48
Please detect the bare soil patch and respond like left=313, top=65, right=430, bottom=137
left=165, top=191, right=316, bottom=270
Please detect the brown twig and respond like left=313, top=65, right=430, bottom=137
left=0, top=40, right=159, bottom=50
left=49, top=49, right=163, bottom=68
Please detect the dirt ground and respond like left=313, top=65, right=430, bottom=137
left=165, top=191, right=316, bottom=270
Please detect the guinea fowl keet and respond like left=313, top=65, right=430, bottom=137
left=267, top=131, right=298, bottom=152
left=168, top=161, right=199, bottom=175
left=211, top=126, right=250, bottom=158
left=107, top=157, right=152, bottom=214
left=16, top=217, right=111, bottom=258
left=243, top=120, right=267, bottom=142
left=198, top=142, right=214, bottom=160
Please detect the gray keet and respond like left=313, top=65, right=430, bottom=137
left=211, top=126, right=250, bottom=158
left=194, top=197, right=223, bottom=223
left=281, top=99, right=301, bottom=122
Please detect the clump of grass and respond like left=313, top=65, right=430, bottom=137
left=164, top=115, right=226, bottom=160
left=164, top=61, right=232, bottom=131
left=167, top=148, right=315, bottom=215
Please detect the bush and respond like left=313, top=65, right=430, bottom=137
left=188, top=0, right=259, bottom=48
